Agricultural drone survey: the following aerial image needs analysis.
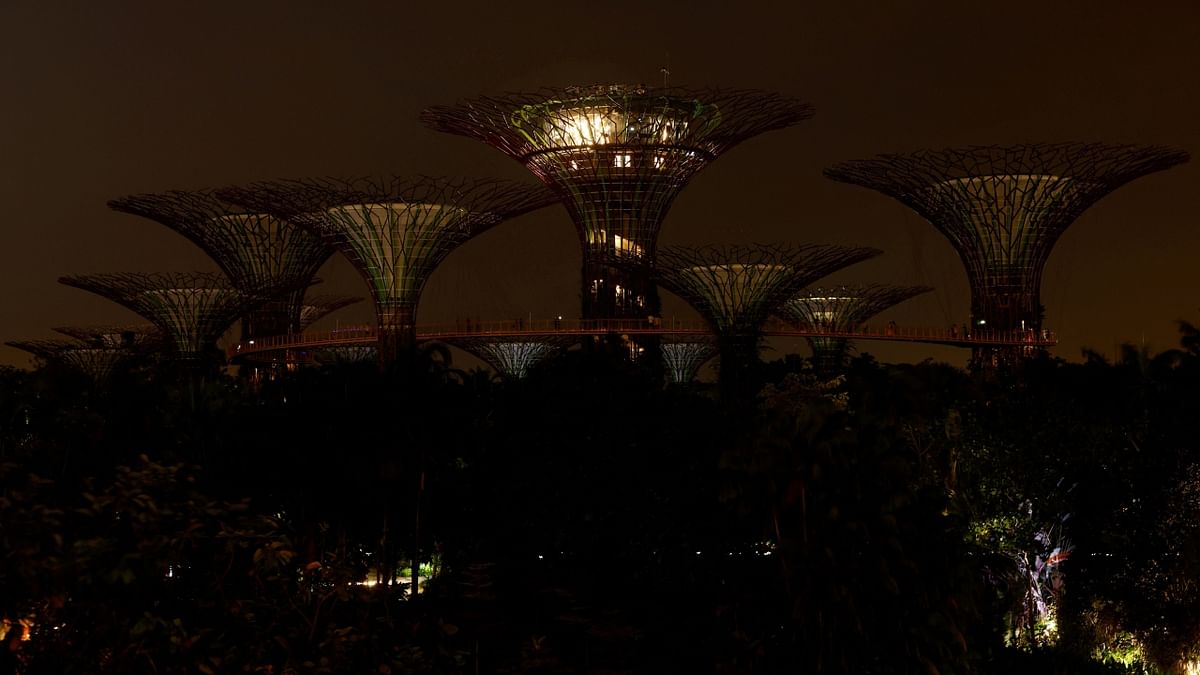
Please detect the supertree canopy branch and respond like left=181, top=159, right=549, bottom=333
left=313, top=345, right=378, bottom=366
left=655, top=243, right=882, bottom=336
left=219, top=177, right=557, bottom=367
left=52, top=324, right=162, bottom=351
left=7, top=339, right=135, bottom=385
left=297, top=294, right=364, bottom=332
left=660, top=335, right=718, bottom=385
left=779, top=284, right=932, bottom=371
left=58, top=272, right=259, bottom=362
left=824, top=143, right=1189, bottom=339
left=107, top=190, right=333, bottom=340
left=423, top=85, right=814, bottom=321
left=450, top=336, right=574, bottom=380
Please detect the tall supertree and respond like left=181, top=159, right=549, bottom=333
left=7, top=338, right=134, bottom=385
left=654, top=243, right=880, bottom=397
left=450, top=336, right=574, bottom=380
left=219, top=177, right=556, bottom=367
left=423, top=85, right=814, bottom=321
left=779, top=284, right=932, bottom=372
left=107, top=190, right=333, bottom=341
left=298, top=294, right=364, bottom=332
left=58, top=272, right=259, bottom=365
left=660, top=335, right=718, bottom=385
left=825, top=143, right=1189, bottom=365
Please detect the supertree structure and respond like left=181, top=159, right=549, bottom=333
left=779, top=284, right=932, bottom=371
left=53, top=323, right=162, bottom=351
left=313, top=345, right=378, bottom=366
left=107, top=190, right=333, bottom=340
left=423, top=85, right=814, bottom=321
left=450, top=335, right=575, bottom=380
left=58, top=272, right=259, bottom=364
left=6, top=339, right=135, bottom=385
left=654, top=243, right=880, bottom=396
left=824, top=143, right=1189, bottom=364
left=298, top=294, right=364, bottom=331
left=219, top=177, right=556, bottom=367
left=659, top=335, right=718, bottom=385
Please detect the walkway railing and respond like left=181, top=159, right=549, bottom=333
left=228, top=318, right=1058, bottom=361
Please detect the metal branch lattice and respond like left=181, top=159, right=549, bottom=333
left=450, top=335, right=575, bottom=379
left=297, top=294, right=364, bottom=332
left=52, top=324, right=162, bottom=351
left=423, top=85, right=814, bottom=319
left=219, top=177, right=556, bottom=362
left=660, top=335, right=718, bottom=385
left=780, top=284, right=932, bottom=369
left=108, top=190, right=333, bottom=338
left=825, top=143, right=1189, bottom=332
left=654, top=243, right=882, bottom=335
left=59, top=272, right=257, bottom=359
left=7, top=338, right=135, bottom=384
left=312, top=345, right=378, bottom=366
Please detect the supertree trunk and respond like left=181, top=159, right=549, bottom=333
left=376, top=304, right=417, bottom=369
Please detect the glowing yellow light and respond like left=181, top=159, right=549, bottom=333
left=559, top=109, right=620, bottom=146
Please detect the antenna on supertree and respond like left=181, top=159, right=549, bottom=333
left=297, top=294, right=364, bottom=332
left=422, top=85, right=813, bottom=323
left=779, top=284, right=932, bottom=372
left=659, top=334, right=717, bottom=385
left=654, top=242, right=880, bottom=398
left=825, top=142, right=1190, bottom=367
left=450, top=335, right=574, bottom=380
left=7, top=338, right=136, bottom=385
left=107, top=190, right=333, bottom=341
left=58, top=272, right=261, bottom=366
left=218, top=177, right=556, bottom=368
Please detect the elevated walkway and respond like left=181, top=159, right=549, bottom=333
left=228, top=318, right=1057, bottom=361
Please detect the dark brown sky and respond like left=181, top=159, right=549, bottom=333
left=2, top=1, right=1197, bottom=369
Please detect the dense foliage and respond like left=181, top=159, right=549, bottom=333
left=3, top=327, right=1200, bottom=673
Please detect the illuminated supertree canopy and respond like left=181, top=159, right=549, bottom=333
left=780, top=284, right=932, bottom=370
left=655, top=243, right=880, bottom=397
left=655, top=243, right=882, bottom=336
left=58, top=272, right=258, bottom=362
left=107, top=190, right=333, bottom=340
left=450, top=335, right=575, bottom=380
left=297, top=294, right=364, bottom=332
left=313, top=345, right=378, bottom=366
left=423, top=85, right=814, bottom=320
left=7, top=338, right=135, bottom=384
left=824, top=143, right=1189, bottom=342
left=659, top=335, right=718, bottom=385
left=53, top=324, right=162, bottom=351
left=219, top=177, right=556, bottom=366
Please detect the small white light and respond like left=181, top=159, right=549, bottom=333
left=537, top=554, right=544, bottom=560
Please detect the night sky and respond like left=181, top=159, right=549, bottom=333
left=2, top=2, right=1197, bottom=369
